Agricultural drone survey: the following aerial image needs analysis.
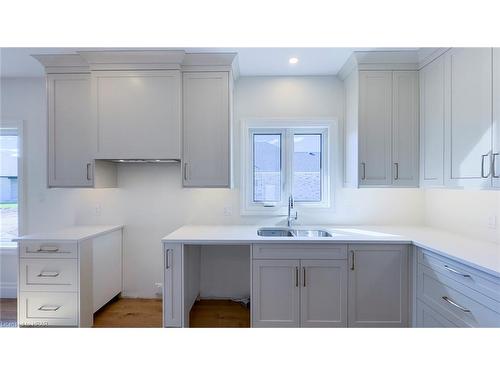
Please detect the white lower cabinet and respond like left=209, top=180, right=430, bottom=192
left=17, top=228, right=123, bottom=327
left=415, top=248, right=500, bottom=328
left=251, top=245, right=348, bottom=328
left=416, top=299, right=457, bottom=328
left=348, top=244, right=409, bottom=327
left=252, top=259, right=301, bottom=327
left=300, top=260, right=348, bottom=327
left=163, top=244, right=183, bottom=327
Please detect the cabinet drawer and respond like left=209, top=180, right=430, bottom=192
left=418, top=249, right=500, bottom=302
left=418, top=264, right=500, bottom=327
left=252, top=244, right=348, bottom=260
left=416, top=299, right=458, bottom=327
left=20, top=259, right=78, bottom=292
left=19, top=241, right=78, bottom=259
left=19, top=292, right=78, bottom=327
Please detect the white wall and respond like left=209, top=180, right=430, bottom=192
left=424, top=189, right=500, bottom=243
left=1, top=76, right=425, bottom=299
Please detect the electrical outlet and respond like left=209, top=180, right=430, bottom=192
left=155, top=282, right=163, bottom=297
left=223, top=206, right=233, bottom=216
left=488, top=215, right=497, bottom=229
left=95, top=204, right=101, bottom=216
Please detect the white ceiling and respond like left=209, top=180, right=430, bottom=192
left=0, top=47, right=416, bottom=77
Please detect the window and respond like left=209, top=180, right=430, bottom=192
left=253, top=133, right=282, bottom=203
left=0, top=124, right=21, bottom=247
left=242, top=120, right=332, bottom=214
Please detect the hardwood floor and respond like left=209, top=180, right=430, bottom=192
left=0, top=298, right=17, bottom=327
left=93, top=297, right=163, bottom=328
left=1, top=297, right=250, bottom=328
left=189, top=300, right=250, bottom=328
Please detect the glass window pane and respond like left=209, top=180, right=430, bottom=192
left=253, top=133, right=281, bottom=202
left=0, top=132, right=19, bottom=244
left=293, top=134, right=322, bottom=202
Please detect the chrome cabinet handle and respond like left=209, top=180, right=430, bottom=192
left=184, top=163, right=189, bottom=181
left=38, top=305, right=61, bottom=312
left=361, top=162, right=366, bottom=180
left=86, top=163, right=92, bottom=181
left=36, top=246, right=59, bottom=253
left=37, top=271, right=60, bottom=277
left=295, top=267, right=299, bottom=287
left=302, top=267, right=306, bottom=287
left=394, top=162, right=399, bottom=180
left=481, top=153, right=491, bottom=178
left=165, top=249, right=171, bottom=269
left=442, top=296, right=471, bottom=313
left=444, top=265, right=471, bottom=278
left=350, top=250, right=355, bottom=271
left=492, top=153, right=500, bottom=178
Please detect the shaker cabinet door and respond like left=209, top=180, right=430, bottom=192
left=47, top=74, right=94, bottom=187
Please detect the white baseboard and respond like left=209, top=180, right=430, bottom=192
left=0, top=282, right=17, bottom=298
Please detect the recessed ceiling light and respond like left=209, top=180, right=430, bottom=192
left=289, top=57, right=299, bottom=64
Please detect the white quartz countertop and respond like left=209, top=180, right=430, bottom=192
left=162, top=225, right=500, bottom=277
left=13, top=225, right=124, bottom=242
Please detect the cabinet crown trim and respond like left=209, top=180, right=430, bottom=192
left=33, top=51, right=238, bottom=74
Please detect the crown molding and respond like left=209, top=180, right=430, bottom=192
left=32, top=50, right=239, bottom=77
left=338, top=50, right=420, bottom=80
left=31, top=54, right=89, bottom=74
left=181, top=52, right=238, bottom=78
left=77, top=50, right=186, bottom=71
left=417, top=48, right=451, bottom=69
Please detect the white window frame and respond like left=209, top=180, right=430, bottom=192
left=241, top=119, right=335, bottom=215
left=0, top=120, right=25, bottom=249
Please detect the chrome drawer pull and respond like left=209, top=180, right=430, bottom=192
left=444, top=265, right=471, bottom=278
left=493, top=153, right=500, bottom=178
left=38, top=305, right=61, bottom=312
left=442, top=296, right=471, bottom=313
left=37, top=271, right=60, bottom=278
left=481, top=153, right=491, bottom=178
left=36, top=246, right=59, bottom=253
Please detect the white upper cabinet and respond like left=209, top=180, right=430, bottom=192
left=47, top=74, right=93, bottom=187
left=182, top=71, right=231, bottom=187
left=342, top=51, right=420, bottom=189
left=444, top=48, right=493, bottom=187
left=492, top=48, right=500, bottom=187
left=420, top=54, right=445, bottom=187
left=92, top=70, right=181, bottom=160
left=46, top=73, right=116, bottom=188
left=392, top=71, right=419, bottom=186
left=356, top=70, right=418, bottom=187
left=359, top=71, right=393, bottom=186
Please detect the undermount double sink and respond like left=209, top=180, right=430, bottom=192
left=257, top=227, right=333, bottom=238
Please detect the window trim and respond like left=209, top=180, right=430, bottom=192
left=241, top=118, right=335, bottom=216
left=0, top=120, right=25, bottom=248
